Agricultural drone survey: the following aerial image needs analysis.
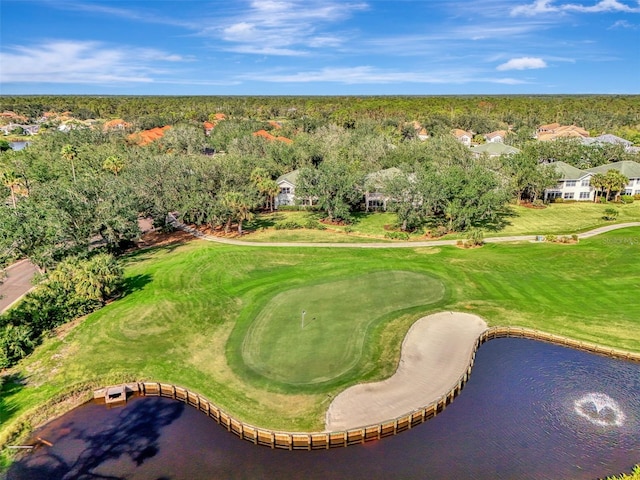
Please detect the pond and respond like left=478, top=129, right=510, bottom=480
left=8, top=338, right=640, bottom=479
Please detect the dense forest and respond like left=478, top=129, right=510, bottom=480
left=1, top=95, right=639, bottom=369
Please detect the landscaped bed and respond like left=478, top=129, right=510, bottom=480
left=2, top=226, right=640, bottom=463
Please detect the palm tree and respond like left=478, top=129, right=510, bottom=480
left=590, top=173, right=607, bottom=203
left=103, top=155, right=125, bottom=176
left=604, top=170, right=629, bottom=202
left=222, top=191, right=256, bottom=235
left=60, top=144, right=78, bottom=182
left=1, top=169, right=22, bottom=209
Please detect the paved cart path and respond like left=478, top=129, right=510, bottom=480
left=169, top=215, right=640, bottom=248
left=0, top=259, right=39, bottom=313
left=325, top=312, right=488, bottom=431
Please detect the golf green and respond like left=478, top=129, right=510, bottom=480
left=241, top=270, right=444, bottom=385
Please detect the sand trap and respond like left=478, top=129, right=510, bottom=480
left=325, top=311, right=488, bottom=431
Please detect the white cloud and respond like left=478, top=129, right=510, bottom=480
left=511, top=0, right=640, bottom=16
left=497, top=57, right=548, bottom=70
left=0, top=40, right=186, bottom=84
left=240, top=66, right=529, bottom=85
left=609, top=19, right=640, bottom=27
left=206, top=1, right=368, bottom=56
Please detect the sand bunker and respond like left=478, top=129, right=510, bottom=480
left=325, top=311, right=488, bottom=431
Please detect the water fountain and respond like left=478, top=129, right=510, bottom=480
left=574, top=393, right=625, bottom=427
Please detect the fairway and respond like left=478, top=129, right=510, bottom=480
left=241, top=271, right=444, bottom=385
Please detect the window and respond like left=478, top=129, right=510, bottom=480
left=280, top=187, right=291, bottom=195
left=579, top=192, right=591, bottom=199
left=368, top=200, right=384, bottom=209
left=565, top=180, right=577, bottom=187
left=581, top=179, right=590, bottom=187
left=547, top=191, right=562, bottom=199
left=624, top=189, right=632, bottom=196
left=635, top=190, right=640, bottom=195
left=563, top=192, right=574, bottom=199
left=636, top=179, right=640, bottom=185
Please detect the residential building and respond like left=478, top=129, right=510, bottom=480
left=275, top=170, right=299, bottom=207
left=452, top=129, right=473, bottom=146
left=363, top=167, right=402, bottom=211
left=470, top=143, right=520, bottom=158
left=536, top=124, right=589, bottom=141
left=543, top=161, right=594, bottom=201
left=586, top=161, right=640, bottom=197
left=484, top=130, right=508, bottom=143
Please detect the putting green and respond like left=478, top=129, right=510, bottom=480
left=241, top=270, right=444, bottom=385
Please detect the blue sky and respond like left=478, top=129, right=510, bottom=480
left=1, top=0, right=639, bottom=95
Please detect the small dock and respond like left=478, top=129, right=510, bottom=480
left=93, top=383, right=140, bottom=406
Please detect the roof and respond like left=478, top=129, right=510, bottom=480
left=253, top=130, right=293, bottom=144
left=103, top=118, right=132, bottom=130
left=452, top=128, right=472, bottom=138
left=213, top=113, right=226, bottom=120
left=364, top=167, right=402, bottom=190
left=587, top=161, right=640, bottom=179
left=276, top=170, right=299, bottom=186
left=128, top=125, right=171, bottom=146
left=546, top=161, right=590, bottom=180
left=484, top=130, right=507, bottom=140
left=582, top=134, right=632, bottom=147
left=203, top=121, right=215, bottom=130
left=470, top=143, right=520, bottom=156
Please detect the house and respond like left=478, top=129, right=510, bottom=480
left=536, top=124, right=589, bottom=141
left=452, top=129, right=473, bottom=146
left=253, top=130, right=293, bottom=144
left=586, top=161, right=640, bottom=197
left=470, top=143, right=520, bottom=158
left=363, top=168, right=402, bottom=211
left=0, top=123, right=39, bottom=135
left=275, top=170, right=299, bottom=207
left=128, top=126, right=171, bottom=146
left=484, top=130, right=508, bottom=143
left=203, top=121, right=215, bottom=135
left=543, top=161, right=594, bottom=201
left=103, top=118, right=132, bottom=131
left=581, top=134, right=638, bottom=153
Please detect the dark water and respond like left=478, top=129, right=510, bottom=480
left=8, top=338, right=640, bottom=480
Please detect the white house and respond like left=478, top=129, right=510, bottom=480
left=275, top=170, right=299, bottom=207
left=586, top=161, right=640, bottom=197
left=484, top=130, right=507, bottom=143
left=544, top=161, right=594, bottom=201
left=452, top=129, right=473, bottom=146
left=363, top=167, right=402, bottom=211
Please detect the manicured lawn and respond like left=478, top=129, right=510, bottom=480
left=243, top=202, right=640, bottom=242
left=241, top=271, right=443, bottom=386
left=2, top=227, right=640, bottom=449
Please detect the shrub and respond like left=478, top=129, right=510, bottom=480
left=599, top=196, right=608, bottom=204
left=603, top=208, right=619, bottom=221
left=344, top=226, right=353, bottom=234
left=571, top=234, right=579, bottom=242
left=545, top=234, right=557, bottom=242
left=554, top=197, right=564, bottom=203
left=276, top=220, right=304, bottom=230
left=621, top=195, right=634, bottom=204
left=465, top=228, right=484, bottom=247
left=532, top=199, right=545, bottom=208
left=385, top=231, right=410, bottom=240
left=634, top=194, right=640, bottom=201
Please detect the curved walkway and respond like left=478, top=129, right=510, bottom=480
left=0, top=259, right=39, bottom=313
left=325, top=312, right=488, bottom=431
left=168, top=215, right=640, bottom=249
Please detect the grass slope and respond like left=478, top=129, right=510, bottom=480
left=2, top=227, right=640, bottom=447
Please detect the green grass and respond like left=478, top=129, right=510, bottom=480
left=243, top=202, right=640, bottom=242
left=241, top=271, right=443, bottom=387
left=2, top=227, right=640, bottom=450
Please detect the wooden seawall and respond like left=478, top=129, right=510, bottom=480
left=96, top=328, right=640, bottom=450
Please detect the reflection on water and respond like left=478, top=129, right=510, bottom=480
left=8, top=338, right=640, bottom=480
